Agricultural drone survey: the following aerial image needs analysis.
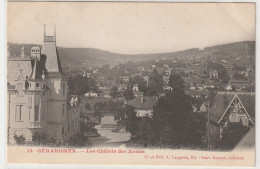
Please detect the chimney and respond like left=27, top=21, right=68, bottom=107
left=141, top=95, right=144, bottom=104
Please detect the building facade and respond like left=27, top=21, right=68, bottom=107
left=7, top=27, right=79, bottom=144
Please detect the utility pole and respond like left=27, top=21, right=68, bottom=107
left=206, top=102, right=210, bottom=149
left=8, top=93, right=11, bottom=144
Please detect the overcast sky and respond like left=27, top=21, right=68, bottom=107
left=8, top=2, right=255, bottom=54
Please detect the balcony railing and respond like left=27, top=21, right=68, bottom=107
left=28, top=121, right=41, bottom=128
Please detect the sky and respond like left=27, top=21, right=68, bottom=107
left=7, top=2, right=255, bottom=54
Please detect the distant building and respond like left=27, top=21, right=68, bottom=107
left=99, top=86, right=107, bottom=90
left=133, top=84, right=139, bottom=91
left=241, top=71, right=249, bottom=77
left=192, top=105, right=198, bottom=112
left=203, top=80, right=215, bottom=89
left=103, top=90, right=112, bottom=98
left=163, top=64, right=172, bottom=86
left=185, top=89, right=209, bottom=99
left=122, top=76, right=129, bottom=83
left=209, top=70, right=218, bottom=79
left=229, top=80, right=250, bottom=89
left=85, top=91, right=98, bottom=98
left=199, top=103, right=207, bottom=112
left=118, top=84, right=127, bottom=92
left=143, top=76, right=149, bottom=86
left=163, top=85, right=173, bottom=91
left=128, top=96, right=157, bottom=117
left=133, top=91, right=143, bottom=97
left=225, top=85, right=232, bottom=91
left=92, top=69, right=98, bottom=74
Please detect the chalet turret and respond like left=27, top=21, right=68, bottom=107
left=41, top=25, right=62, bottom=73
left=43, top=24, right=56, bottom=42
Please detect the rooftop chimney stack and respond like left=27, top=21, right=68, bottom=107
left=141, top=95, right=144, bottom=104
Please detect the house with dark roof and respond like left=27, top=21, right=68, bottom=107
left=229, top=80, right=250, bottom=89
left=199, top=92, right=255, bottom=148
left=128, top=96, right=157, bottom=117
left=133, top=91, right=143, bottom=97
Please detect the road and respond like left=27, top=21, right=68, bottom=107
left=88, top=117, right=131, bottom=147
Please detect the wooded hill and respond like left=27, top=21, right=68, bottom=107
left=8, top=41, right=255, bottom=71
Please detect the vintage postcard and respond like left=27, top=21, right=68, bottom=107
left=6, top=1, right=256, bottom=167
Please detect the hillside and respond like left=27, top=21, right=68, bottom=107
left=8, top=41, right=255, bottom=71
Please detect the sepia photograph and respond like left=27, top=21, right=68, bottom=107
left=4, top=1, right=257, bottom=167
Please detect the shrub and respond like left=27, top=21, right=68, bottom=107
left=14, top=135, right=26, bottom=145
left=32, top=132, right=49, bottom=145
left=66, top=133, right=91, bottom=147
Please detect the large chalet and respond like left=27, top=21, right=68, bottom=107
left=199, top=92, right=255, bottom=148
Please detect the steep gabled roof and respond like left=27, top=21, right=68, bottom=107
left=205, top=92, right=255, bottom=124
left=128, top=96, right=157, bottom=109
left=237, top=94, right=255, bottom=123
left=208, top=93, right=234, bottom=124
left=41, top=40, right=62, bottom=73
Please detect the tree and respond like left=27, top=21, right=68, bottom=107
left=169, top=73, right=185, bottom=93
left=129, top=75, right=148, bottom=93
left=127, top=84, right=205, bottom=148
left=150, top=92, right=203, bottom=148
left=146, top=69, right=163, bottom=96
left=85, top=103, right=91, bottom=110
left=218, top=68, right=230, bottom=83
left=114, top=105, right=135, bottom=127
left=94, top=102, right=106, bottom=114
left=207, top=61, right=229, bottom=83
left=208, top=90, right=217, bottom=107
left=130, top=117, right=155, bottom=147
left=67, top=74, right=97, bottom=95
left=123, top=88, right=134, bottom=101
left=110, top=86, right=118, bottom=98
left=14, top=135, right=26, bottom=145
